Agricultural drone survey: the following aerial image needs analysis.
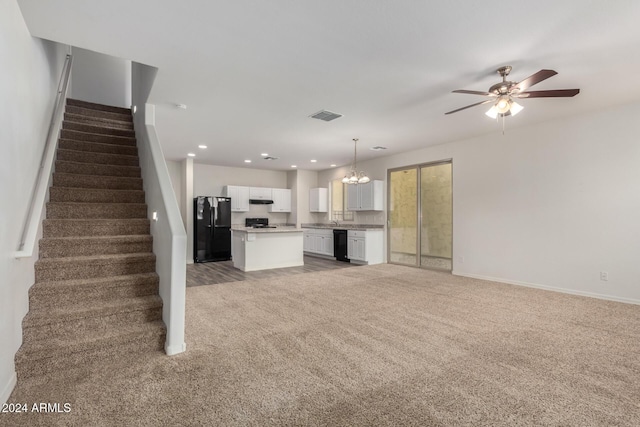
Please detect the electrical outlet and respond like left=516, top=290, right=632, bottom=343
left=600, top=271, right=609, bottom=281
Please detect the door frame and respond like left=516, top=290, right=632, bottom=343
left=387, top=159, right=453, bottom=271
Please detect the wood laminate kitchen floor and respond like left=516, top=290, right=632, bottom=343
left=186, top=255, right=359, bottom=287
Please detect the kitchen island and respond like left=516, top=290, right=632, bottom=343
left=231, top=227, right=304, bottom=271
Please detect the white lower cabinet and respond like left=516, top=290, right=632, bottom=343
left=303, top=229, right=334, bottom=257
left=347, top=229, right=384, bottom=264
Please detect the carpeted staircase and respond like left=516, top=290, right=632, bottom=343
left=15, top=98, right=166, bottom=380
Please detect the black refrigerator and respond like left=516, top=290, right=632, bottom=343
left=193, top=196, right=232, bottom=262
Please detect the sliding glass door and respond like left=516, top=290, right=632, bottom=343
left=388, top=169, right=418, bottom=265
left=388, top=161, right=452, bottom=271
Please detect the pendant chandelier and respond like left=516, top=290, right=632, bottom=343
left=342, top=138, right=370, bottom=184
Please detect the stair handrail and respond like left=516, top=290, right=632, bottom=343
left=15, top=53, right=73, bottom=258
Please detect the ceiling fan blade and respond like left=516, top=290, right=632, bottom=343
left=515, top=89, right=580, bottom=98
left=452, top=89, right=496, bottom=97
left=512, top=69, right=557, bottom=92
left=445, top=99, right=494, bottom=115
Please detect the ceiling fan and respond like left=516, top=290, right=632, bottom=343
left=445, top=66, right=580, bottom=117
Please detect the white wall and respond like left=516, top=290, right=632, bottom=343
left=0, top=0, right=67, bottom=403
left=71, top=47, right=131, bottom=108
left=165, top=160, right=182, bottom=208
left=193, top=163, right=287, bottom=196
left=319, top=101, right=640, bottom=303
left=293, top=169, right=321, bottom=226
left=192, top=163, right=290, bottom=226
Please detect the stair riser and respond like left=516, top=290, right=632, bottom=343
left=60, top=129, right=136, bottom=147
left=63, top=121, right=135, bottom=138
left=64, top=113, right=134, bottom=130
left=43, top=220, right=150, bottom=237
left=46, top=203, right=147, bottom=219
left=30, top=281, right=159, bottom=311
left=55, top=161, right=141, bottom=178
left=53, top=173, right=143, bottom=191
left=59, top=139, right=138, bottom=156
left=67, top=98, right=132, bottom=115
left=36, top=259, right=156, bottom=282
left=49, top=187, right=145, bottom=204
left=65, top=105, right=132, bottom=122
left=39, top=239, right=153, bottom=258
left=23, top=307, right=163, bottom=345
left=16, top=330, right=165, bottom=380
left=57, top=149, right=139, bottom=167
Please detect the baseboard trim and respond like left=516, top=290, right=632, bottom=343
left=165, top=342, right=186, bottom=356
left=1, top=371, right=17, bottom=404
left=452, top=271, right=640, bottom=306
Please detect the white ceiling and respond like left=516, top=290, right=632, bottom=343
left=17, top=0, right=640, bottom=171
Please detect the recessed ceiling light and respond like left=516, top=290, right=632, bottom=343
left=244, top=159, right=252, bottom=163
left=291, top=165, right=297, bottom=168
left=310, top=159, right=317, bottom=163
left=198, top=145, right=207, bottom=149
left=261, top=153, right=269, bottom=157
left=187, top=153, right=196, bottom=157
left=330, top=164, right=337, bottom=167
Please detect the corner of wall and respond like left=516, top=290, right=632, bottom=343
left=0, top=371, right=17, bottom=405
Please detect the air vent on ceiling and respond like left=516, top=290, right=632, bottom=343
left=370, top=146, right=387, bottom=151
left=309, top=110, right=343, bottom=122
left=263, top=156, right=279, bottom=160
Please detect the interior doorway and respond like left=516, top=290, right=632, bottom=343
left=388, top=160, right=452, bottom=271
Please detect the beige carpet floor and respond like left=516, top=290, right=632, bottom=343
left=4, top=264, right=640, bottom=426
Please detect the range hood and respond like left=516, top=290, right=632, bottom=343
left=249, top=199, right=273, bottom=205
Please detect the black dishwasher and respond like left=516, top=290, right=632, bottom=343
left=333, top=229, right=350, bottom=262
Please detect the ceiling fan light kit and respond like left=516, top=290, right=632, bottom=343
left=446, top=65, right=580, bottom=123
left=342, top=138, right=370, bottom=184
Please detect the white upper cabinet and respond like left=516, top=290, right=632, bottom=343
left=223, top=185, right=250, bottom=212
left=249, top=187, right=272, bottom=200
left=346, top=180, right=383, bottom=211
left=269, top=188, right=291, bottom=212
left=309, top=188, right=328, bottom=212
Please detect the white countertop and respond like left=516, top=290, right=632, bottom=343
left=231, top=226, right=303, bottom=233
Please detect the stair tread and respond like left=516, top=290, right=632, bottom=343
left=25, top=294, right=162, bottom=324
left=54, top=171, right=141, bottom=179
left=32, top=272, right=159, bottom=290
left=57, top=147, right=139, bottom=160
left=44, top=218, right=149, bottom=224
left=51, top=186, right=145, bottom=194
left=66, top=105, right=133, bottom=121
left=64, top=121, right=135, bottom=137
left=67, top=98, right=131, bottom=115
left=64, top=119, right=134, bottom=132
left=41, top=234, right=152, bottom=243
left=17, top=320, right=165, bottom=359
left=65, top=112, right=133, bottom=125
left=60, top=129, right=136, bottom=146
left=36, top=251, right=155, bottom=263
left=47, top=201, right=147, bottom=207
left=55, top=159, right=140, bottom=170
left=58, top=139, right=138, bottom=153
